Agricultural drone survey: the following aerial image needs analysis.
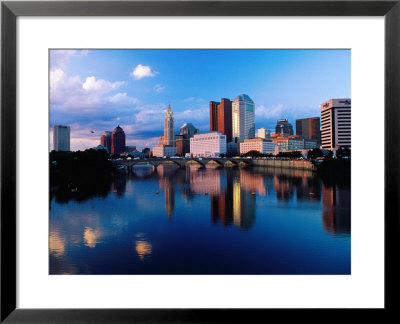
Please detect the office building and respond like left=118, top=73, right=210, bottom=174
left=152, top=145, right=177, bottom=158
left=111, top=125, right=126, bottom=154
left=275, top=119, right=294, bottom=135
left=164, top=105, right=175, bottom=146
left=271, top=135, right=317, bottom=151
left=240, top=138, right=277, bottom=154
left=320, top=98, right=351, bottom=150
left=232, top=94, right=255, bottom=142
left=180, top=122, right=199, bottom=139
left=100, top=131, right=112, bottom=153
left=209, top=98, right=233, bottom=142
left=176, top=123, right=199, bottom=155
left=209, top=101, right=219, bottom=132
left=53, top=125, right=70, bottom=151
left=296, top=117, right=321, bottom=144
left=257, top=127, right=271, bottom=139
left=190, top=131, right=227, bottom=157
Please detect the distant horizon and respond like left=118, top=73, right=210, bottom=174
left=49, top=49, right=351, bottom=151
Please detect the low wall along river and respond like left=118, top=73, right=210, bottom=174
left=252, top=159, right=317, bottom=171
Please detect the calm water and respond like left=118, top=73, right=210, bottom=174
left=49, top=165, right=351, bottom=274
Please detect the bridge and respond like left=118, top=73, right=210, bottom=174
left=111, top=157, right=251, bottom=171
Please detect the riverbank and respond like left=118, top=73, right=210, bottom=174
left=252, top=158, right=317, bottom=171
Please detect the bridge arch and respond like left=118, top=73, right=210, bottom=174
left=158, top=159, right=184, bottom=168
left=224, top=159, right=238, bottom=167
left=204, top=159, right=224, bottom=167
left=185, top=160, right=205, bottom=167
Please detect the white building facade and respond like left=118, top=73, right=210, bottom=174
left=152, top=145, right=177, bottom=157
left=257, top=128, right=267, bottom=139
left=320, top=98, right=351, bottom=150
left=232, top=94, right=255, bottom=142
left=190, top=132, right=227, bottom=157
left=53, top=125, right=70, bottom=151
left=240, top=138, right=276, bottom=154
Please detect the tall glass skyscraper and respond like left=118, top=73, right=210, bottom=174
left=232, top=94, right=255, bottom=142
left=53, top=125, right=70, bottom=151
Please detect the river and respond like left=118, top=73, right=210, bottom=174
left=49, top=164, right=350, bottom=274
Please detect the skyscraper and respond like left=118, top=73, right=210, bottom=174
left=111, top=125, right=126, bottom=154
left=275, top=119, right=294, bottom=135
left=100, top=131, right=112, bottom=153
left=164, top=105, right=175, bottom=146
left=296, top=117, right=321, bottom=144
left=232, top=94, right=255, bottom=142
left=53, top=125, right=70, bottom=151
left=320, top=98, right=351, bottom=150
left=177, top=123, right=199, bottom=155
left=180, top=123, right=199, bottom=139
left=209, top=101, right=219, bottom=132
left=209, top=98, right=233, bottom=143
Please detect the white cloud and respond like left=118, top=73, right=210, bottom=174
left=82, top=76, right=125, bottom=93
left=178, top=107, right=209, bottom=121
left=131, top=64, right=156, bottom=80
left=256, top=104, right=285, bottom=120
left=154, top=84, right=165, bottom=93
left=50, top=50, right=89, bottom=71
left=108, top=92, right=139, bottom=105
left=50, top=69, right=65, bottom=88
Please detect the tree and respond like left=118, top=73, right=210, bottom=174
left=307, top=148, right=323, bottom=159
left=336, top=147, right=351, bottom=159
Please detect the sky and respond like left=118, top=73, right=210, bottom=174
left=50, top=49, right=351, bottom=151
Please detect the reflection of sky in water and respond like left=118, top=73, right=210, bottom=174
left=50, top=165, right=350, bottom=274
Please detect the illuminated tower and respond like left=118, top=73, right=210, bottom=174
left=232, top=94, right=255, bottom=142
left=164, top=105, right=175, bottom=146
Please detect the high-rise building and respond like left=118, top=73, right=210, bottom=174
left=153, top=105, right=177, bottom=155
left=100, top=131, right=112, bottom=153
left=232, top=94, right=255, bottom=142
left=53, top=125, right=70, bottom=151
left=164, top=105, right=175, bottom=146
left=296, top=117, right=321, bottom=144
left=275, top=119, right=294, bottom=135
left=209, top=98, right=233, bottom=142
left=111, top=125, right=126, bottom=154
left=209, top=101, right=219, bottom=132
left=180, top=123, right=199, bottom=139
left=320, top=98, right=351, bottom=150
left=176, top=123, right=199, bottom=155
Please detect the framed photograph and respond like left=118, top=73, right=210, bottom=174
left=1, top=0, right=399, bottom=322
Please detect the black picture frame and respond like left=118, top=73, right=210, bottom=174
left=1, top=0, right=399, bottom=322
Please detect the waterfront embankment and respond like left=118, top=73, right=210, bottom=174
left=252, top=159, right=317, bottom=171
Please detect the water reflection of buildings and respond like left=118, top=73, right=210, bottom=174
left=158, top=165, right=178, bottom=219
left=207, top=169, right=256, bottom=230
left=190, top=168, right=221, bottom=195
left=135, top=233, right=152, bottom=261
left=322, top=184, right=351, bottom=235
left=112, top=173, right=127, bottom=198
left=274, top=175, right=294, bottom=201
left=271, top=168, right=321, bottom=202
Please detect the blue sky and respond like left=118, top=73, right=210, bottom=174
left=50, top=49, right=350, bottom=151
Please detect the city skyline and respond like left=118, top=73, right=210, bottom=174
left=50, top=49, right=351, bottom=151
